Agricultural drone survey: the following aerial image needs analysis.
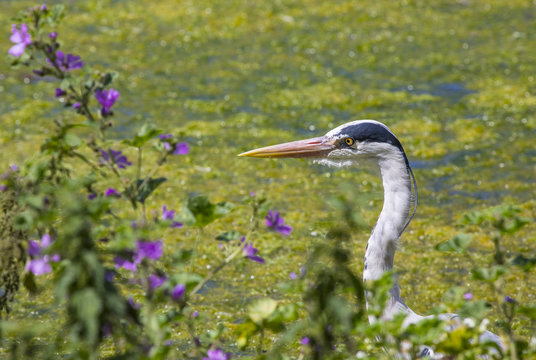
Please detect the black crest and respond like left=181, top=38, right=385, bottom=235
left=337, top=122, right=405, bottom=154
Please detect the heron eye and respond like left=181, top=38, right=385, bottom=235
left=344, top=138, right=355, bottom=146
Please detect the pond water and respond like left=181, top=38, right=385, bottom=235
left=1, top=0, right=535, bottom=352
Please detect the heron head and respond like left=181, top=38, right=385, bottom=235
left=238, top=120, right=407, bottom=168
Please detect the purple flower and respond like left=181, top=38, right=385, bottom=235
left=464, top=292, right=473, bottom=300
left=192, top=310, right=199, bottom=318
left=114, top=256, right=137, bottom=272
left=162, top=205, right=175, bottom=220
left=95, top=88, right=119, bottom=116
left=301, top=337, right=310, bottom=346
left=265, top=210, right=292, bottom=236
left=148, top=274, right=166, bottom=291
left=41, top=233, right=52, bottom=247
left=0, top=185, right=6, bottom=192
left=46, top=51, right=84, bottom=71
left=100, top=149, right=132, bottom=169
left=26, top=234, right=59, bottom=276
left=26, top=258, right=52, bottom=275
left=55, top=88, right=66, bottom=98
left=289, top=272, right=298, bottom=280
left=28, top=240, right=41, bottom=256
left=135, top=240, right=163, bottom=261
left=40, top=4, right=47, bottom=11
left=203, top=349, right=231, bottom=360
left=88, top=193, right=97, bottom=200
left=243, top=243, right=265, bottom=264
left=505, top=296, right=517, bottom=304
left=105, top=270, right=115, bottom=282
left=114, top=240, right=163, bottom=273
left=173, top=142, right=189, bottom=155
left=162, top=205, right=183, bottom=228
left=101, top=322, right=112, bottom=338
left=9, top=24, right=32, bottom=57
left=128, top=297, right=141, bottom=309
left=105, top=188, right=120, bottom=197
left=171, top=284, right=186, bottom=301
left=49, top=32, right=57, bottom=39
left=159, top=134, right=172, bottom=140
left=9, top=164, right=19, bottom=172
left=73, top=102, right=81, bottom=109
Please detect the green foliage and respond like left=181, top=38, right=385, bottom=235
left=132, top=177, right=167, bottom=204
left=123, top=123, right=162, bottom=148
left=435, top=234, right=472, bottom=253
left=184, top=194, right=234, bottom=228
left=216, top=230, right=240, bottom=242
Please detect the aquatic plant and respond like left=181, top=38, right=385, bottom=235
left=1, top=3, right=535, bottom=360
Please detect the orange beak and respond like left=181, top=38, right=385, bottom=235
left=238, top=136, right=336, bottom=158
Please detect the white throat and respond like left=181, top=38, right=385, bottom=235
left=362, top=145, right=414, bottom=319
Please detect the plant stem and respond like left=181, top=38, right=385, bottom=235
left=131, top=152, right=169, bottom=201
left=257, top=328, right=264, bottom=355
left=71, top=151, right=107, bottom=176
left=190, top=245, right=243, bottom=296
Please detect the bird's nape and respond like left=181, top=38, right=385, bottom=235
left=238, top=136, right=336, bottom=158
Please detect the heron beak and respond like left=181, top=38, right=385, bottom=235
left=238, top=136, right=336, bottom=158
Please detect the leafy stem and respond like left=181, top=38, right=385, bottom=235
left=190, top=244, right=244, bottom=297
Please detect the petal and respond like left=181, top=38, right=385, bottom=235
left=27, top=240, right=41, bottom=256
left=247, top=255, right=265, bottom=264
left=171, top=284, right=186, bottom=300
left=8, top=43, right=26, bottom=57
left=41, top=233, right=52, bottom=247
left=10, top=27, right=22, bottom=43
left=277, top=224, right=292, bottom=236
left=27, top=258, right=52, bottom=275
left=173, top=142, right=189, bottom=155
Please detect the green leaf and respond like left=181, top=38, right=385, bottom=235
left=185, top=195, right=234, bottom=228
left=135, top=177, right=167, bottom=204
left=172, top=273, right=203, bottom=290
left=70, top=288, right=102, bottom=345
left=502, top=216, right=531, bottom=234
left=216, top=230, right=240, bottom=242
left=60, top=79, right=71, bottom=90
left=471, top=267, right=490, bottom=281
left=518, top=305, right=536, bottom=319
left=249, top=298, right=278, bottom=324
left=84, top=79, right=95, bottom=90
left=236, top=319, right=259, bottom=349
left=64, top=133, right=81, bottom=147
left=22, top=272, right=38, bottom=295
left=471, top=265, right=507, bottom=282
left=172, top=249, right=193, bottom=265
left=435, top=234, right=471, bottom=253
left=124, top=123, right=162, bottom=148
left=511, top=254, right=536, bottom=271
left=101, top=72, right=118, bottom=87
left=458, top=300, right=490, bottom=320
left=435, top=326, right=472, bottom=354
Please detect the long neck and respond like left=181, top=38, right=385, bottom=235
left=363, top=152, right=412, bottom=283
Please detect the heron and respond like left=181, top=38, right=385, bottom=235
left=239, top=119, right=503, bottom=356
